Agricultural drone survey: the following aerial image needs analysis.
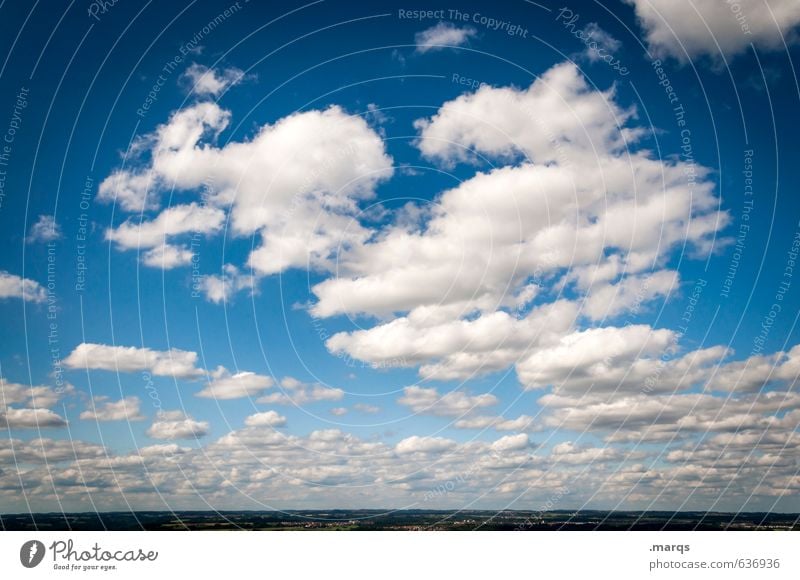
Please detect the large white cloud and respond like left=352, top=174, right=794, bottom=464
left=98, top=102, right=393, bottom=279
left=312, top=62, right=726, bottom=386
left=63, top=343, right=203, bottom=379
left=626, top=0, right=800, bottom=61
left=326, top=300, right=578, bottom=381
left=414, top=62, right=641, bottom=164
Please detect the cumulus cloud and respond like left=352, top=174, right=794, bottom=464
left=0, top=438, right=106, bottom=463
left=26, top=214, right=61, bottom=243
left=180, top=63, right=251, bottom=97
left=326, top=300, right=578, bottom=381
left=198, top=264, right=256, bottom=303
left=244, top=410, right=287, bottom=427
left=581, top=270, right=679, bottom=320
left=397, top=386, right=497, bottom=417
left=140, top=243, right=195, bottom=269
left=395, top=435, right=456, bottom=454
left=196, top=367, right=274, bottom=400
left=3, top=403, right=799, bottom=511
left=63, top=343, right=203, bottom=379
left=0, top=379, right=71, bottom=430
left=97, top=103, right=230, bottom=211
left=540, top=389, right=800, bottom=444
left=97, top=102, right=393, bottom=277
left=491, top=433, right=531, bottom=452
left=415, top=22, right=476, bottom=53
left=413, top=62, right=643, bottom=164
left=106, top=202, right=225, bottom=249
left=0, top=407, right=67, bottom=429
left=454, top=414, right=539, bottom=432
left=312, top=62, right=726, bottom=387
left=80, top=396, right=144, bottom=422
left=0, top=271, right=47, bottom=303
left=105, top=202, right=224, bottom=269
left=147, top=410, right=209, bottom=440
left=1, top=379, right=69, bottom=409
left=626, top=0, right=800, bottom=61
left=256, top=377, right=344, bottom=406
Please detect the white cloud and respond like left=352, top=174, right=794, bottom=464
left=180, top=63, right=251, bottom=97
left=98, top=102, right=393, bottom=277
left=1, top=379, right=68, bottom=408
left=582, top=22, right=623, bottom=62
left=105, top=202, right=224, bottom=270
left=415, top=22, right=476, bottom=53
left=414, top=62, right=642, bottom=164
left=329, top=407, right=348, bottom=416
left=0, top=407, right=67, bottom=429
left=581, top=270, right=679, bottom=320
left=397, top=386, right=497, bottom=417
left=550, top=441, right=621, bottom=464
left=704, top=343, right=800, bottom=392
left=491, top=433, right=531, bottom=452
left=96, top=169, right=158, bottom=212
left=354, top=403, right=381, bottom=414
left=0, top=271, right=46, bottom=303
left=3, top=389, right=799, bottom=510
left=196, top=367, right=274, bottom=400
left=540, top=389, right=800, bottom=443
left=97, top=103, right=231, bottom=211
left=0, top=438, right=105, bottom=462
left=140, top=243, right=195, bottom=269
left=106, top=202, right=225, bottom=249
left=147, top=410, right=209, bottom=440
left=63, top=343, right=203, bottom=379
left=454, top=414, right=538, bottom=432
left=80, top=396, right=145, bottom=422
left=626, top=0, right=800, bottom=61
left=395, top=435, right=456, bottom=454
left=0, top=379, right=72, bottom=430
left=198, top=264, right=256, bottom=303
left=313, top=62, right=726, bottom=386
left=244, top=410, right=287, bottom=427
left=26, top=214, right=62, bottom=243
left=256, top=377, right=344, bottom=406
left=326, top=300, right=578, bottom=381
left=519, top=329, right=800, bottom=397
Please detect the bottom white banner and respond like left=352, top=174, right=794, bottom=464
left=0, top=531, right=796, bottom=579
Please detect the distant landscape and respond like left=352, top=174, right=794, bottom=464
left=2, top=511, right=798, bottom=531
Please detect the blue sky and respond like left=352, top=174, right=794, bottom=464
left=1, top=0, right=800, bottom=513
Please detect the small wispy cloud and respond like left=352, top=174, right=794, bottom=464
left=180, top=63, right=254, bottom=97
left=581, top=22, right=622, bottom=62
left=26, top=214, right=61, bottom=243
left=415, top=22, right=476, bottom=53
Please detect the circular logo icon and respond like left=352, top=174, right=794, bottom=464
left=20, top=540, right=45, bottom=568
